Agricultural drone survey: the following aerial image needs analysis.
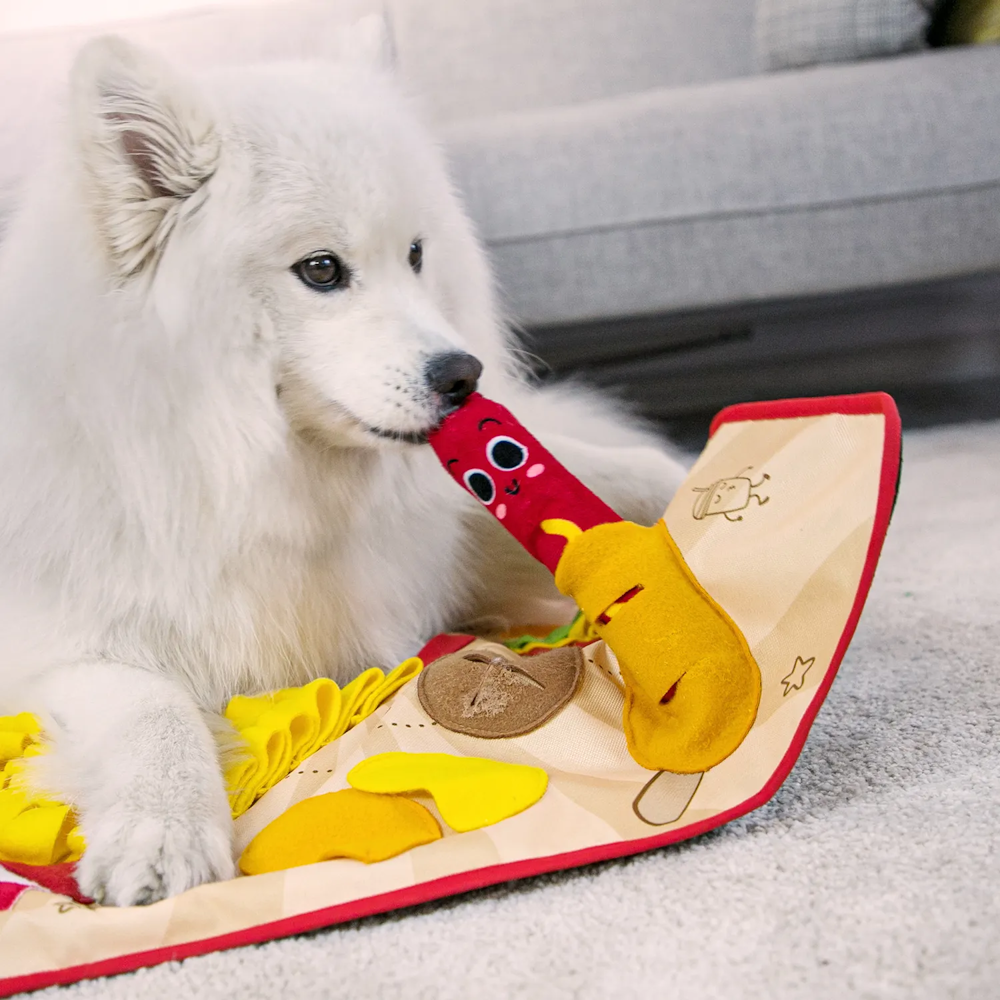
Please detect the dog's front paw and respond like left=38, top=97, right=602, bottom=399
left=76, top=802, right=235, bottom=907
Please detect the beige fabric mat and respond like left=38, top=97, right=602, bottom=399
left=0, top=402, right=894, bottom=993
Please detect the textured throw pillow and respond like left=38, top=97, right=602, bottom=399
left=936, top=0, right=1000, bottom=43
left=755, top=0, right=937, bottom=70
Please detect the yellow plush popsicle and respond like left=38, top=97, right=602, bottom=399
left=546, top=518, right=761, bottom=773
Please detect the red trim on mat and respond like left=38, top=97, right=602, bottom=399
left=709, top=391, right=898, bottom=438
left=1, top=393, right=903, bottom=999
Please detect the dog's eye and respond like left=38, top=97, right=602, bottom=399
left=486, top=435, right=528, bottom=471
left=408, top=239, right=423, bottom=274
left=293, top=251, right=348, bottom=291
left=463, top=468, right=495, bottom=505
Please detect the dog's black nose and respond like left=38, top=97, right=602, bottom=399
left=425, top=351, right=482, bottom=411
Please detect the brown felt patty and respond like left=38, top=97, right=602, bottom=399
left=417, top=644, right=584, bottom=738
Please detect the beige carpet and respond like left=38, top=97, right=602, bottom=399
left=36, top=420, right=1000, bottom=1000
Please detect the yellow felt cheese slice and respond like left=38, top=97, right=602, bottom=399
left=239, top=788, right=441, bottom=875
left=347, top=753, right=548, bottom=833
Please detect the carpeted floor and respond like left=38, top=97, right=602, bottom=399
left=38, top=419, right=1000, bottom=1000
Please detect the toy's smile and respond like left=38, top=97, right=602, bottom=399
left=504, top=478, right=520, bottom=496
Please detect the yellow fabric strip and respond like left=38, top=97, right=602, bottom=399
left=0, top=713, right=42, bottom=735
left=223, top=658, right=424, bottom=818
left=0, top=734, right=84, bottom=865
left=0, top=731, right=32, bottom=763
left=0, top=803, right=76, bottom=866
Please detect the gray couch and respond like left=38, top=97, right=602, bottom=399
left=2, top=0, right=998, bottom=418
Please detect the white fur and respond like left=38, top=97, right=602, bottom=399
left=0, top=32, right=686, bottom=906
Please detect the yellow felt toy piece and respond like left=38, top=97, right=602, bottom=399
left=0, top=787, right=31, bottom=827
left=0, top=713, right=42, bottom=736
left=347, top=752, right=548, bottom=833
left=0, top=718, right=87, bottom=864
left=224, top=659, right=423, bottom=818
left=0, top=800, right=77, bottom=865
left=0, top=732, right=32, bottom=762
left=0, top=772, right=83, bottom=865
left=546, top=518, right=761, bottom=774
left=0, top=714, right=41, bottom=763
left=351, top=657, right=423, bottom=728
left=239, top=788, right=441, bottom=875
left=334, top=669, right=387, bottom=739
left=293, top=678, right=344, bottom=750
left=66, top=826, right=87, bottom=858
left=226, top=677, right=343, bottom=770
left=225, top=727, right=292, bottom=818
left=1, top=741, right=46, bottom=784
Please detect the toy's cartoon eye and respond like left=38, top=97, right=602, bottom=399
left=486, top=435, right=528, bottom=472
left=463, top=469, right=496, bottom=505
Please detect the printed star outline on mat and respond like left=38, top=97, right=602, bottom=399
left=781, top=656, right=815, bottom=696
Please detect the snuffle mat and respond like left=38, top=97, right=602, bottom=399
left=0, top=393, right=901, bottom=995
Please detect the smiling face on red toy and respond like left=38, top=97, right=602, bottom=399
left=428, top=393, right=620, bottom=573
left=428, top=393, right=565, bottom=562
left=445, top=415, right=547, bottom=523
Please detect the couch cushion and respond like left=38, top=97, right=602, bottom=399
left=443, top=45, right=1000, bottom=327
left=388, top=0, right=757, bottom=124
left=754, top=0, right=934, bottom=71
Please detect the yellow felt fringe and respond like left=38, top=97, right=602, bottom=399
left=224, top=657, right=423, bottom=817
left=0, top=714, right=76, bottom=866
left=0, top=656, right=424, bottom=867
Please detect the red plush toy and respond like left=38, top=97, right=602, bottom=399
left=428, top=393, right=621, bottom=574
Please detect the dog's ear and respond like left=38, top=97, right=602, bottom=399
left=70, top=36, right=219, bottom=277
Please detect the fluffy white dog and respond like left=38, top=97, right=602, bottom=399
left=0, top=29, right=685, bottom=905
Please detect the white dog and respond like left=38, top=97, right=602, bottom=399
left=0, top=28, right=685, bottom=905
